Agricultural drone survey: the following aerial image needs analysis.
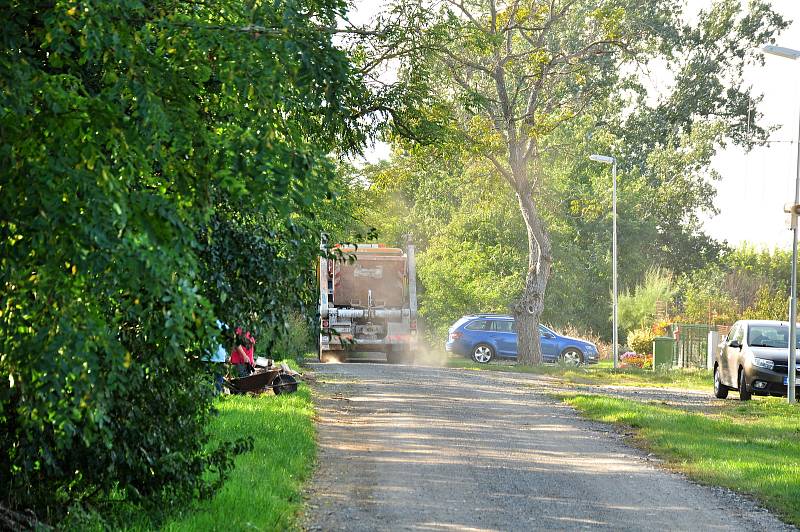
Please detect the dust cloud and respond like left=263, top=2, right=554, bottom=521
left=411, top=340, right=449, bottom=367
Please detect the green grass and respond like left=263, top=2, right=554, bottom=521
left=563, top=394, right=800, bottom=526
left=161, top=385, right=316, bottom=531
left=446, top=356, right=712, bottom=390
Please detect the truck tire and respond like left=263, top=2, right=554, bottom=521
left=386, top=351, right=403, bottom=364
left=319, top=350, right=340, bottom=363
left=387, top=349, right=414, bottom=365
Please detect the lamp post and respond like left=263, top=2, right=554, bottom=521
left=763, top=44, right=799, bottom=403
left=590, top=154, right=619, bottom=369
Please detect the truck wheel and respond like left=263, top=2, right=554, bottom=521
left=386, top=351, right=403, bottom=364
left=320, top=350, right=339, bottom=363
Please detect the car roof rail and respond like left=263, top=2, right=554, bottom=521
left=471, top=313, right=511, bottom=318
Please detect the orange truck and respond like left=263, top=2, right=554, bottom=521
left=319, top=243, right=417, bottom=363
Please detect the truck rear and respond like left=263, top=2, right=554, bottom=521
left=319, top=243, right=418, bottom=363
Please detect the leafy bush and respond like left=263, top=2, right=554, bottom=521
left=678, top=266, right=740, bottom=325
left=267, top=313, right=315, bottom=362
left=676, top=248, right=793, bottom=325
left=618, top=269, right=675, bottom=334
left=0, top=0, right=367, bottom=524
left=742, top=286, right=789, bottom=320
left=627, top=327, right=656, bottom=356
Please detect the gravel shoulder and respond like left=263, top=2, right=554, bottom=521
left=303, top=362, right=794, bottom=531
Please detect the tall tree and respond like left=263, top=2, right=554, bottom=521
left=396, top=0, right=784, bottom=363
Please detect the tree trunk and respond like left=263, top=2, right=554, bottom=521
left=513, top=183, right=552, bottom=365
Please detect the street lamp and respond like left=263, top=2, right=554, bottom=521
left=763, top=44, right=800, bottom=403
left=590, top=153, right=619, bottom=370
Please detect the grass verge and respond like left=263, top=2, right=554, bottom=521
left=161, top=384, right=316, bottom=531
left=562, top=394, right=800, bottom=526
left=446, top=356, right=711, bottom=390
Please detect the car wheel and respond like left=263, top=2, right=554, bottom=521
left=559, top=348, right=583, bottom=366
left=472, top=344, right=494, bottom=364
left=713, top=365, right=728, bottom=399
left=738, top=368, right=751, bottom=401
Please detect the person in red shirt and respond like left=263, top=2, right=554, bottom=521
left=230, top=327, right=255, bottom=378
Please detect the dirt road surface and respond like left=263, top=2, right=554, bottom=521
left=303, top=362, right=793, bottom=531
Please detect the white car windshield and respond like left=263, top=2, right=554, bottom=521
left=747, top=324, right=800, bottom=348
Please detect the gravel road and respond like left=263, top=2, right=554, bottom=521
left=303, top=362, right=793, bottom=531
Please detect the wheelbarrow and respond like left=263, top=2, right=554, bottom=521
left=224, top=358, right=299, bottom=395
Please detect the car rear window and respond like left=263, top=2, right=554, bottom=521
left=465, top=319, right=491, bottom=331
left=449, top=316, right=472, bottom=331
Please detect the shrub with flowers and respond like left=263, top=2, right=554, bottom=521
left=620, top=351, right=653, bottom=369
left=627, top=327, right=656, bottom=356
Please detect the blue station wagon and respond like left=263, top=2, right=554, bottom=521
left=445, top=314, right=599, bottom=365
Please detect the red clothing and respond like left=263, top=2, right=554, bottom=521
left=230, top=328, right=255, bottom=365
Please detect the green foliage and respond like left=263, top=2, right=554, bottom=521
left=418, top=235, right=525, bottom=340
left=417, top=190, right=527, bottom=339
left=355, top=146, right=468, bottom=249
left=537, top=117, right=726, bottom=333
left=357, top=1, right=785, bottom=344
left=675, top=246, right=792, bottom=324
left=741, top=286, right=788, bottom=321
left=627, top=328, right=656, bottom=356
left=0, top=0, right=369, bottom=523
left=266, top=313, right=315, bottom=362
left=722, top=245, right=792, bottom=293
left=677, top=265, right=739, bottom=325
left=618, top=269, right=675, bottom=334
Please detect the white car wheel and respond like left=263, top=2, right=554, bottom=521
left=559, top=348, right=583, bottom=366
left=472, top=344, right=494, bottom=363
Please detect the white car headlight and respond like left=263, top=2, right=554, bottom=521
left=752, top=357, right=774, bottom=370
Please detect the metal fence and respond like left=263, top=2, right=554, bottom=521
left=670, top=323, right=729, bottom=369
